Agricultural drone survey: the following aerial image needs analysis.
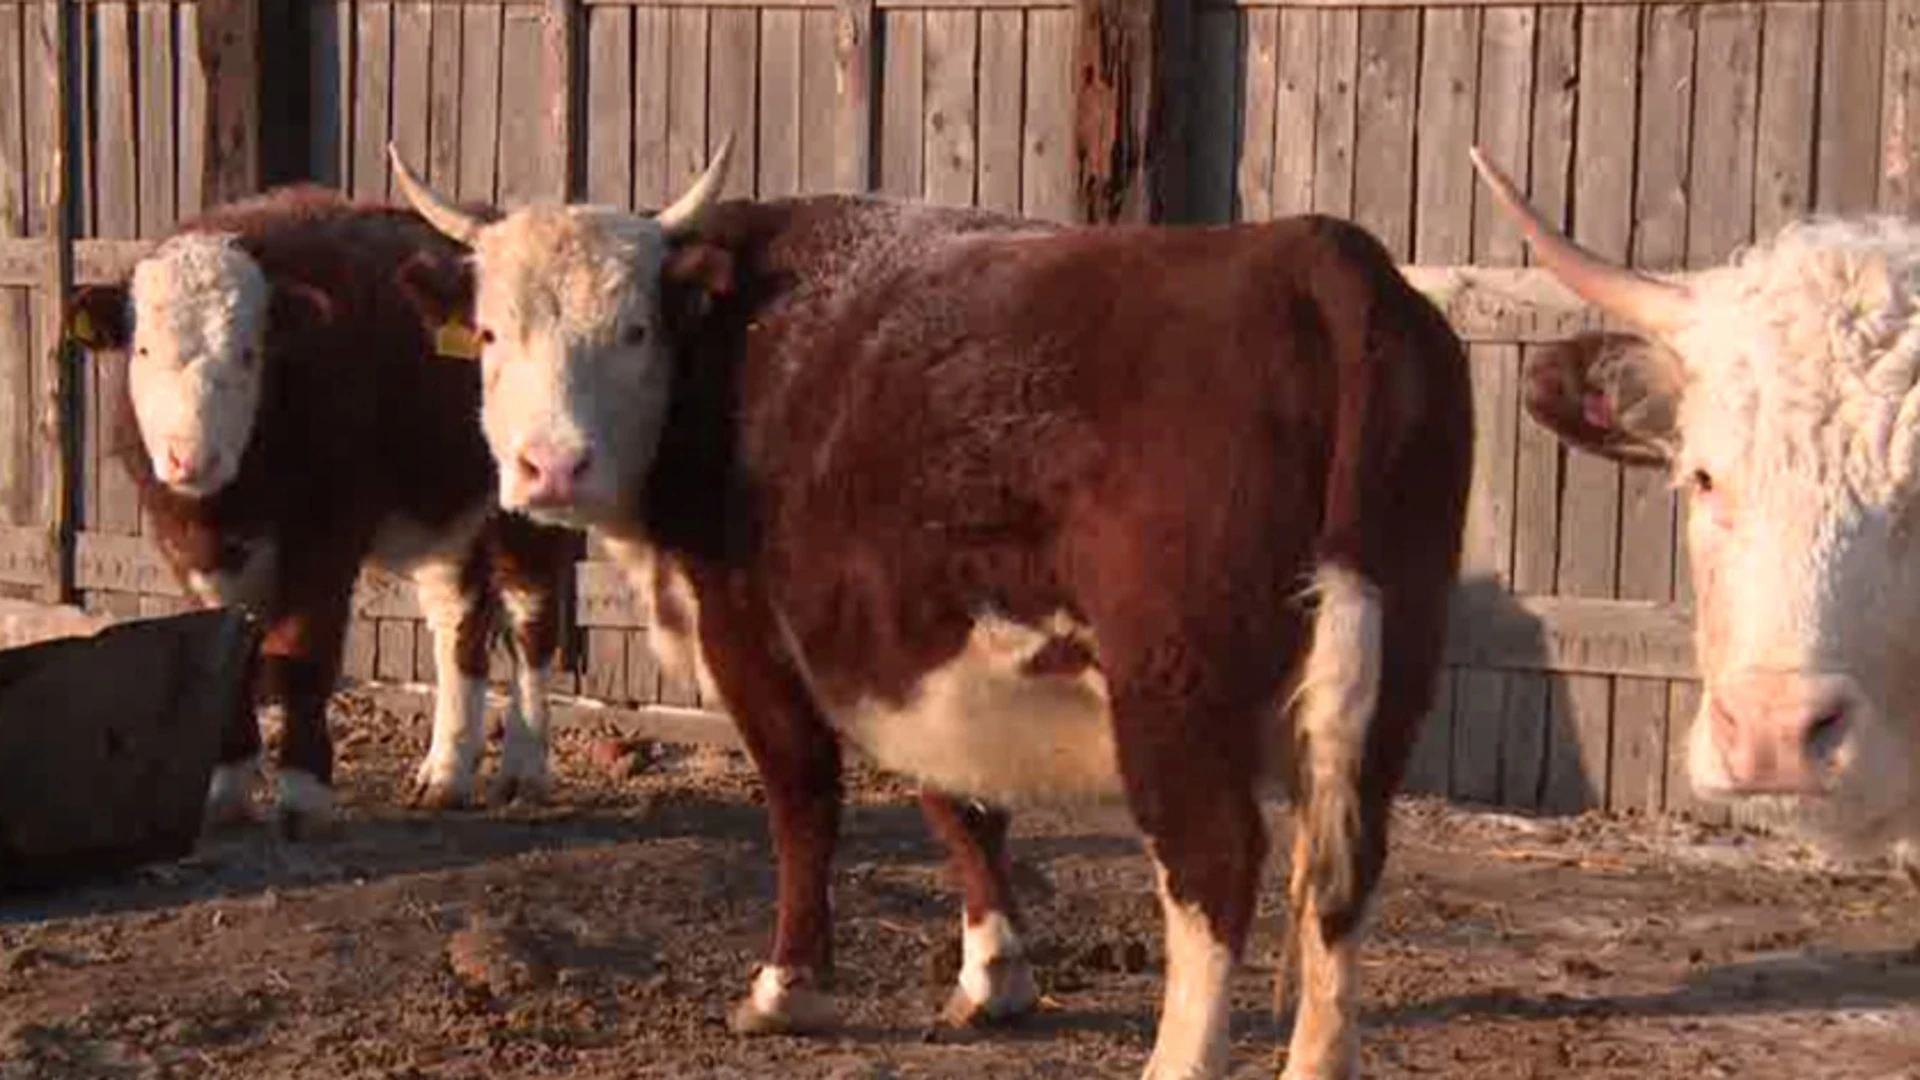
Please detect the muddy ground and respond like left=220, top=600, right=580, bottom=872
left=3, top=690, right=1917, bottom=1080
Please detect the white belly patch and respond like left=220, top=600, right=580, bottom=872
left=818, top=612, right=1124, bottom=806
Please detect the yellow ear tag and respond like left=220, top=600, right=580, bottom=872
left=434, top=320, right=483, bottom=360
left=70, top=309, right=96, bottom=347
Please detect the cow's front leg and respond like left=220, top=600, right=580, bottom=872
left=636, top=558, right=842, bottom=1036
left=488, top=516, right=570, bottom=806
left=256, top=539, right=366, bottom=840
left=408, top=554, right=491, bottom=810
left=919, top=790, right=1039, bottom=1027
left=184, top=544, right=277, bottom=826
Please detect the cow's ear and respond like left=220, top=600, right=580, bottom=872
left=660, top=240, right=736, bottom=335
left=65, top=285, right=131, bottom=351
left=269, top=279, right=336, bottom=330
left=1523, top=331, right=1684, bottom=467
left=394, top=249, right=482, bottom=361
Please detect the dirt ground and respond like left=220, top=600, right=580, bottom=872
left=3, top=690, right=1917, bottom=1080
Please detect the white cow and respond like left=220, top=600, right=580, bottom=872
left=1472, top=147, right=1920, bottom=872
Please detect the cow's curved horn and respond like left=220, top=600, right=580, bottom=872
left=656, top=133, right=736, bottom=238
left=1469, top=145, right=1692, bottom=337
left=387, top=142, right=483, bottom=247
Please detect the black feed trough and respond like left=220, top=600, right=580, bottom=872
left=0, top=601, right=258, bottom=893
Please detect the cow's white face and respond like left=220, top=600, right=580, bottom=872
left=1476, top=147, right=1920, bottom=857
left=386, top=140, right=735, bottom=530
left=461, top=207, right=675, bottom=527
left=125, top=234, right=269, bottom=497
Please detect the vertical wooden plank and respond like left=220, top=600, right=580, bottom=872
left=377, top=618, right=415, bottom=683
left=1416, top=4, right=1495, bottom=806
left=136, top=2, right=176, bottom=233
left=180, top=1, right=209, bottom=211
left=543, top=0, right=581, bottom=201
left=427, top=2, right=463, bottom=188
left=583, top=621, right=628, bottom=703
left=1816, top=0, right=1885, bottom=215
left=1021, top=8, right=1073, bottom=222
left=1553, top=4, right=1641, bottom=812
left=1882, top=0, right=1920, bottom=214
left=1518, top=6, right=1580, bottom=812
left=351, top=2, right=393, bottom=200
left=923, top=8, right=977, bottom=209
left=879, top=7, right=922, bottom=197
left=1236, top=9, right=1276, bottom=222
left=391, top=2, right=431, bottom=203
left=89, top=3, right=139, bottom=618
left=1186, top=8, right=1236, bottom=224
left=759, top=8, right=803, bottom=200
left=1073, top=0, right=1192, bottom=224
left=414, top=620, right=434, bottom=685
left=833, top=0, right=876, bottom=194
left=1351, top=9, right=1416, bottom=260
left=1402, top=668, right=1453, bottom=797
left=342, top=612, right=377, bottom=681
left=633, top=6, right=668, bottom=208
left=1312, top=10, right=1356, bottom=216
left=587, top=6, right=632, bottom=207
left=1688, top=4, right=1760, bottom=268
left=458, top=2, right=503, bottom=203
left=1611, top=4, right=1699, bottom=817
left=0, top=6, right=28, bottom=528
left=1414, top=8, right=1479, bottom=288
left=23, top=0, right=71, bottom=601
left=799, top=8, right=838, bottom=194
left=666, top=7, right=708, bottom=195
left=708, top=8, right=756, bottom=199
left=1755, top=3, right=1818, bottom=236
left=1269, top=9, right=1316, bottom=218
left=497, top=7, right=549, bottom=206
left=976, top=9, right=1023, bottom=214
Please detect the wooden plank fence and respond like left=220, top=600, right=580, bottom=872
left=2, top=0, right=1917, bottom=821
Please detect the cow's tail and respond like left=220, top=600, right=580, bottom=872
left=1274, top=225, right=1408, bottom=1017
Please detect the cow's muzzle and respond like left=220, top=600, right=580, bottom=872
left=1702, top=671, right=1861, bottom=796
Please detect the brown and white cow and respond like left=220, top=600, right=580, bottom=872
left=66, top=185, right=576, bottom=836
left=387, top=141, right=1474, bottom=1079
left=1470, top=147, right=1920, bottom=872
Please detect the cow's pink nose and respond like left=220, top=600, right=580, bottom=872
left=515, top=441, right=591, bottom=504
left=163, top=442, right=208, bottom=484
left=1709, top=674, right=1857, bottom=795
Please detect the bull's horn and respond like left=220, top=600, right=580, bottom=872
left=387, top=142, right=483, bottom=247
left=1469, top=145, right=1692, bottom=337
left=657, top=133, right=736, bottom=238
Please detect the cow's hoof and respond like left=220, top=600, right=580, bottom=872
left=942, top=955, right=1039, bottom=1027
left=274, top=771, right=340, bottom=842
left=203, top=761, right=263, bottom=827
left=408, top=761, right=478, bottom=811
left=728, top=966, right=835, bottom=1035
left=488, top=766, right=553, bottom=808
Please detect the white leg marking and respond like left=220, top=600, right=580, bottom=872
left=945, top=911, right=1039, bottom=1026
left=408, top=559, right=487, bottom=810
left=728, top=964, right=837, bottom=1035
left=1142, top=861, right=1235, bottom=1080
left=204, top=754, right=263, bottom=825
left=1281, top=846, right=1362, bottom=1080
left=274, top=768, right=335, bottom=836
left=492, top=587, right=555, bottom=805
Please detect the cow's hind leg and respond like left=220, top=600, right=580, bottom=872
left=488, top=516, right=569, bottom=806
left=919, top=790, right=1039, bottom=1027
left=408, top=549, right=493, bottom=810
left=1109, top=684, right=1268, bottom=1080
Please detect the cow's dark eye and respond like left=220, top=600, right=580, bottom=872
left=1690, top=468, right=1714, bottom=494
left=623, top=324, right=648, bottom=346
left=478, top=327, right=497, bottom=346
